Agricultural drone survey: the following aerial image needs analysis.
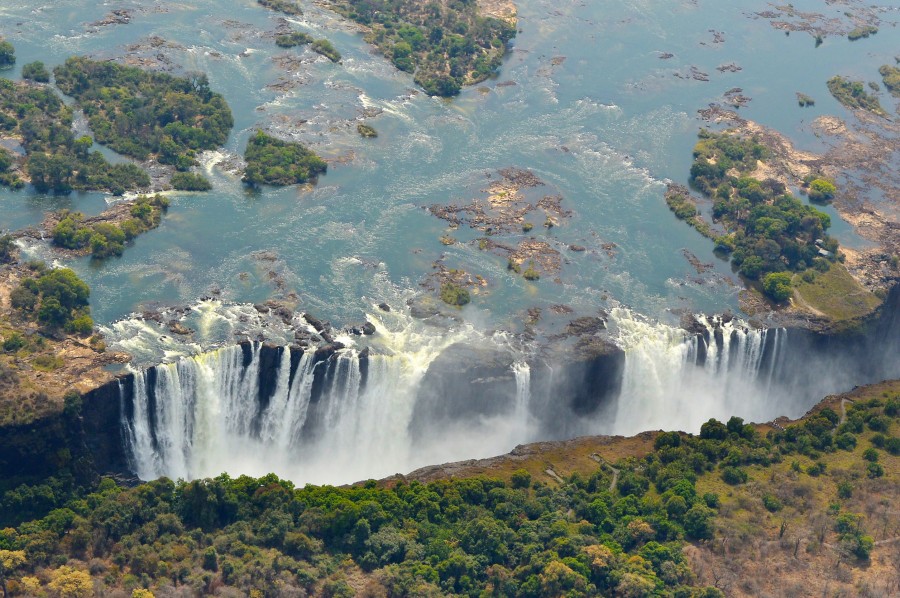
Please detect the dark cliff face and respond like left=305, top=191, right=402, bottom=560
left=410, top=343, right=518, bottom=440
left=410, top=340, right=626, bottom=442
left=0, top=375, right=132, bottom=488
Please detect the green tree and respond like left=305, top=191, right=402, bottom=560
left=21, top=61, right=50, bottom=83
left=762, top=271, right=793, bottom=302
left=37, top=268, right=90, bottom=309
left=0, top=40, right=14, bottom=68
left=683, top=504, right=715, bottom=539
left=807, top=178, right=836, bottom=202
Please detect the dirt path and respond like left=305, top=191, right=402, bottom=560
left=589, top=453, right=620, bottom=491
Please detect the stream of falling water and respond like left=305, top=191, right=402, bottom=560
left=119, top=303, right=808, bottom=485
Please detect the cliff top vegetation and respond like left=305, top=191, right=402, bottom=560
left=0, top=257, right=119, bottom=426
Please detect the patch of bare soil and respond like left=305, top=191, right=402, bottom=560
left=508, top=238, right=562, bottom=277
left=477, top=0, right=517, bottom=24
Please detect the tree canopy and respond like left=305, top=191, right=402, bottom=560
left=243, top=130, right=327, bottom=186
left=327, top=0, right=515, bottom=96
left=53, top=57, right=234, bottom=170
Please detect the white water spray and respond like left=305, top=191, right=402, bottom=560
left=608, top=309, right=786, bottom=435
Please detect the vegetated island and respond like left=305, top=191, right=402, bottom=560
left=357, top=122, right=378, bottom=137
left=0, top=79, right=149, bottom=194
left=242, top=130, right=327, bottom=186
left=0, top=374, right=896, bottom=596
left=275, top=29, right=342, bottom=62
left=326, top=0, right=517, bottom=96
left=796, top=92, right=815, bottom=107
left=677, top=130, right=853, bottom=309
left=826, top=75, right=887, bottom=117
left=692, top=104, right=898, bottom=325
left=0, top=38, right=14, bottom=68
left=878, top=64, right=900, bottom=97
left=257, top=0, right=304, bottom=16
left=46, top=194, right=170, bottom=260
left=53, top=57, right=233, bottom=180
left=846, top=25, right=877, bottom=41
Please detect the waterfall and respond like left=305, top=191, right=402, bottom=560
left=117, top=298, right=896, bottom=487
left=120, top=300, right=488, bottom=484
left=608, top=309, right=787, bottom=436
left=512, top=362, right=532, bottom=431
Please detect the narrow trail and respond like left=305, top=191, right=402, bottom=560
left=839, top=398, right=851, bottom=425
left=544, top=467, right=564, bottom=484
left=589, top=453, right=620, bottom=492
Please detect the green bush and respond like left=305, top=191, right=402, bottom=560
left=66, top=314, right=94, bottom=335
left=885, top=398, right=900, bottom=417
left=357, top=123, right=377, bottom=138
left=806, top=461, right=826, bottom=477
left=243, top=130, right=327, bottom=186
left=834, top=432, right=856, bottom=451
left=884, top=437, right=900, bottom=456
left=720, top=467, right=747, bottom=485
left=2, top=332, right=26, bottom=352
left=21, top=61, right=50, bottom=83
left=867, top=415, right=890, bottom=432
left=522, top=261, right=540, bottom=281
left=90, top=223, right=126, bottom=258
left=311, top=39, right=341, bottom=62
left=866, top=462, right=884, bottom=478
left=510, top=470, right=531, bottom=489
left=762, top=494, right=782, bottom=512
left=257, top=0, right=303, bottom=15
left=762, top=271, right=793, bottom=302
left=171, top=172, right=212, bottom=191
left=0, top=233, right=16, bottom=263
left=275, top=31, right=313, bottom=48
left=0, top=39, right=14, bottom=68
left=439, top=282, right=470, bottom=307
left=837, top=481, right=853, bottom=499
left=807, top=178, right=836, bottom=202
